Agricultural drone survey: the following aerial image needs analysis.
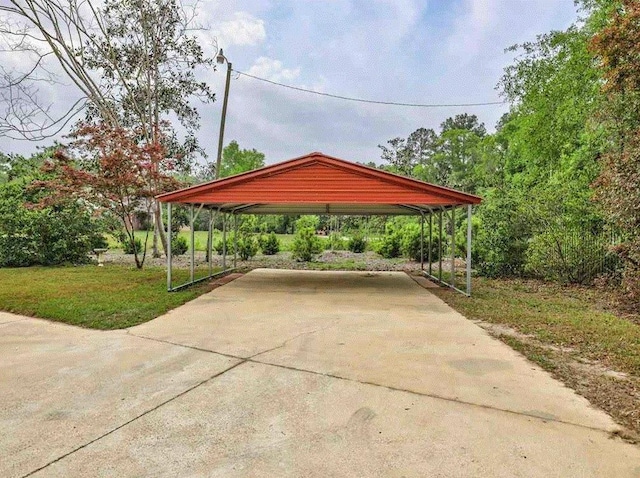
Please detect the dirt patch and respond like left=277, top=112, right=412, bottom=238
left=477, top=320, right=640, bottom=443
left=104, top=250, right=425, bottom=272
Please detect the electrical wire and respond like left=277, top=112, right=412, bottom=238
left=233, top=69, right=505, bottom=108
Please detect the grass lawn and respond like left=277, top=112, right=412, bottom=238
left=432, top=277, right=640, bottom=440
left=108, top=231, right=297, bottom=252
left=0, top=265, right=216, bottom=329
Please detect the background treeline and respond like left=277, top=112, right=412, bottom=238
left=1, top=1, right=638, bottom=308
left=372, top=0, right=640, bottom=308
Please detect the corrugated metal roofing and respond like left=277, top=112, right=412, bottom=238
left=156, top=152, right=481, bottom=215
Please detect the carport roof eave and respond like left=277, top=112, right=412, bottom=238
left=164, top=202, right=466, bottom=215
left=156, top=152, right=482, bottom=208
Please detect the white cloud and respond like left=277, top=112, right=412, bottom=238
left=247, top=57, right=300, bottom=82
left=216, top=11, right=266, bottom=47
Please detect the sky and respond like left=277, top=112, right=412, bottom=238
left=0, top=0, right=580, bottom=167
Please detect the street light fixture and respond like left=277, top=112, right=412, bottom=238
left=215, top=49, right=232, bottom=179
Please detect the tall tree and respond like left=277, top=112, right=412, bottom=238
left=219, top=141, right=266, bottom=178
left=0, top=0, right=215, bottom=257
left=590, top=0, right=640, bottom=307
left=38, top=123, right=180, bottom=269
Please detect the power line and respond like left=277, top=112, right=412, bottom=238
left=233, top=69, right=505, bottom=108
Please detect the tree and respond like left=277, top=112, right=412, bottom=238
left=590, top=0, right=640, bottom=307
left=37, top=123, right=180, bottom=268
left=0, top=0, right=215, bottom=257
left=378, top=117, right=488, bottom=193
left=0, top=149, right=105, bottom=267
left=219, top=141, right=266, bottom=178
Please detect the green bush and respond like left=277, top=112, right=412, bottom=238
left=0, top=182, right=104, bottom=267
left=171, top=235, right=188, bottom=256
left=291, top=227, right=323, bottom=262
left=376, top=225, right=403, bottom=258
left=399, top=223, right=443, bottom=262
left=237, top=234, right=259, bottom=260
left=261, top=232, right=280, bottom=255
left=214, top=236, right=234, bottom=255
left=347, top=233, right=366, bottom=253
left=122, top=237, right=143, bottom=255
left=325, top=232, right=346, bottom=251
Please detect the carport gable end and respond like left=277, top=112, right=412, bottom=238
left=155, top=152, right=481, bottom=214
left=157, top=152, right=481, bottom=295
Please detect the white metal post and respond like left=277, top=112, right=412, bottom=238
left=190, top=204, right=195, bottom=283
left=166, top=202, right=172, bottom=291
left=420, top=212, right=424, bottom=271
left=208, top=208, right=213, bottom=277
left=233, top=213, right=238, bottom=268
left=222, top=213, right=227, bottom=269
left=466, top=204, right=472, bottom=296
left=428, top=212, right=433, bottom=276
left=451, top=207, right=456, bottom=289
left=438, top=209, right=443, bottom=282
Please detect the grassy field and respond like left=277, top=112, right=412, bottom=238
left=432, top=277, right=640, bottom=440
left=108, top=231, right=297, bottom=252
left=0, top=265, right=216, bottom=329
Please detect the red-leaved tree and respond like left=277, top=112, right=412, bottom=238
left=38, top=123, right=180, bottom=268
left=590, top=0, right=640, bottom=308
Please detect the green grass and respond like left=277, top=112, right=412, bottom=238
left=0, top=265, right=216, bottom=329
left=432, top=277, right=640, bottom=376
left=108, top=231, right=298, bottom=252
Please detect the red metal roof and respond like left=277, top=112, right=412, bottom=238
left=157, top=152, right=481, bottom=215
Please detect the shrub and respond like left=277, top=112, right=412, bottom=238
left=237, top=235, right=259, bottom=260
left=325, top=232, right=346, bottom=251
left=0, top=182, right=104, bottom=267
left=214, top=236, right=234, bottom=255
left=122, top=237, right=143, bottom=255
left=291, top=227, right=323, bottom=262
left=376, top=227, right=402, bottom=258
left=525, top=227, right=621, bottom=284
left=171, top=235, right=188, bottom=256
left=261, top=232, right=280, bottom=255
left=400, top=223, right=442, bottom=262
left=347, top=233, right=366, bottom=253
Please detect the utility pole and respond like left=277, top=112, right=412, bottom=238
left=215, top=49, right=232, bottom=180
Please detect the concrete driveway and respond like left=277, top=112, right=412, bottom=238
left=1, top=269, right=639, bottom=478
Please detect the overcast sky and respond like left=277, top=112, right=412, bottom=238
left=0, top=0, right=580, bottom=166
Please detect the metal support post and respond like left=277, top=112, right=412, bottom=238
left=166, top=202, right=172, bottom=291
left=428, top=212, right=433, bottom=276
left=222, top=213, right=227, bottom=269
left=438, top=209, right=443, bottom=282
left=190, top=204, right=195, bottom=283
left=451, top=207, right=456, bottom=289
left=466, top=204, right=472, bottom=296
left=233, top=213, right=238, bottom=268
left=208, top=208, right=213, bottom=277
left=420, top=212, right=425, bottom=271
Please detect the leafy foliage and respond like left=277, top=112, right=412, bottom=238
left=0, top=153, right=105, bottom=267
left=590, top=0, right=640, bottom=305
left=218, top=141, right=266, bottom=178
left=37, top=123, right=180, bottom=269
left=291, top=217, right=323, bottom=262
left=347, top=233, right=366, bottom=253
left=260, top=232, right=280, bottom=255
left=171, top=235, right=188, bottom=256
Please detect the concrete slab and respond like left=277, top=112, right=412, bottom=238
left=0, top=311, right=27, bottom=325
left=0, top=318, right=239, bottom=478
left=132, top=269, right=619, bottom=431
left=31, top=362, right=640, bottom=478
left=3, top=269, right=640, bottom=477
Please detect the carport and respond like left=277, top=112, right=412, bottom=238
left=156, top=152, right=481, bottom=294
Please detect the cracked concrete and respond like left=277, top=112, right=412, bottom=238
left=2, top=269, right=640, bottom=477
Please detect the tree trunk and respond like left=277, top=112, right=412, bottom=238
left=154, top=201, right=168, bottom=257
left=152, top=213, right=161, bottom=258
